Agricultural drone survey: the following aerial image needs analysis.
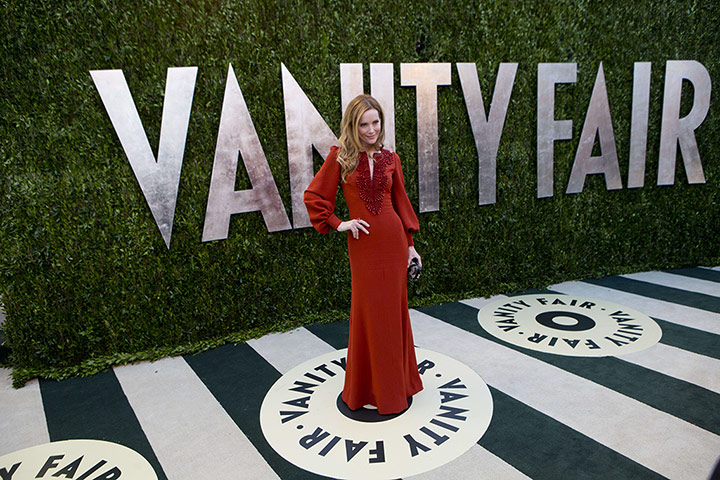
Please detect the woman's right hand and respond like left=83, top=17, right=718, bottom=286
left=337, top=218, right=370, bottom=239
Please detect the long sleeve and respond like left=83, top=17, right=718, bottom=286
left=390, top=152, right=419, bottom=246
left=304, top=146, right=343, bottom=233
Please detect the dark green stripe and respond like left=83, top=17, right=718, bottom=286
left=652, top=318, right=720, bottom=360
left=39, top=371, right=167, bottom=480
left=481, top=387, right=664, bottom=480
left=584, top=276, right=720, bottom=313
left=305, top=321, right=350, bottom=349
left=417, top=301, right=720, bottom=435
left=665, top=267, right=720, bottom=283
left=184, top=343, right=330, bottom=480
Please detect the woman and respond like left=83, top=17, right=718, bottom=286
left=304, top=94, right=423, bottom=414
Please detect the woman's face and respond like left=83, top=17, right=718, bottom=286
left=357, top=108, right=381, bottom=150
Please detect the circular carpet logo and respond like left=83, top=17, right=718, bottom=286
left=0, top=439, right=158, bottom=480
left=260, top=348, right=493, bottom=480
left=477, top=294, right=662, bottom=356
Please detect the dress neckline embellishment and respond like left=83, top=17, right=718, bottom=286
left=356, top=149, right=393, bottom=215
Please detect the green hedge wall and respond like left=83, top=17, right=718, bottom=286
left=1, top=0, right=718, bottom=383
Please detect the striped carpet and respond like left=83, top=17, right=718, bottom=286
left=1, top=268, right=719, bottom=479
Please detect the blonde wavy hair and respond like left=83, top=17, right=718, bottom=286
left=337, top=94, right=385, bottom=183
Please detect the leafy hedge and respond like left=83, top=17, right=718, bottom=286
left=1, top=0, right=718, bottom=384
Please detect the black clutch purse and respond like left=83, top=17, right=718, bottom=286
left=407, top=257, right=421, bottom=281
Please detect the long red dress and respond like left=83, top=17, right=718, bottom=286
left=304, top=146, right=423, bottom=414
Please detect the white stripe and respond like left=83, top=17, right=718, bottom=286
left=114, top=357, right=279, bottom=480
left=248, top=327, right=336, bottom=374
left=618, top=343, right=720, bottom=394
left=622, top=271, right=720, bottom=297
left=0, top=369, right=49, bottom=455
left=460, top=295, right=506, bottom=310
left=410, top=309, right=720, bottom=480
left=551, top=280, right=720, bottom=335
left=707, top=266, right=720, bottom=272
left=407, top=444, right=531, bottom=480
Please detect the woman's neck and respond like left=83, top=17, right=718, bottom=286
left=360, top=142, right=379, bottom=155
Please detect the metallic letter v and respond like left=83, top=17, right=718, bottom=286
left=90, top=67, right=198, bottom=249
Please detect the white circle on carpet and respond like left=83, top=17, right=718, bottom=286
left=477, top=294, right=662, bottom=357
left=0, top=439, right=157, bottom=479
left=260, top=348, right=493, bottom=479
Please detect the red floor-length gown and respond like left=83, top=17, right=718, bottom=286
left=304, top=146, right=423, bottom=414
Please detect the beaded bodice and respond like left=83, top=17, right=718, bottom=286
left=355, top=149, right=394, bottom=215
